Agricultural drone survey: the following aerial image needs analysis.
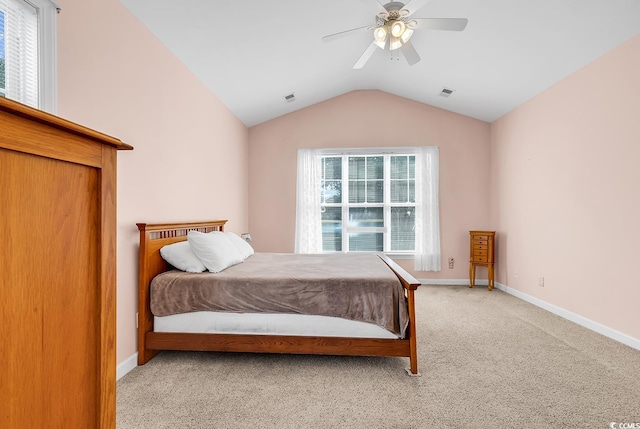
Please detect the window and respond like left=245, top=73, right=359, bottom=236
left=0, top=0, right=57, bottom=111
left=295, top=147, right=441, bottom=271
left=320, top=154, right=416, bottom=254
left=0, top=9, right=4, bottom=96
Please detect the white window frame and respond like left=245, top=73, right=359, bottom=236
left=0, top=8, right=3, bottom=99
left=320, top=149, right=417, bottom=257
left=0, top=0, right=58, bottom=112
left=296, top=146, right=440, bottom=270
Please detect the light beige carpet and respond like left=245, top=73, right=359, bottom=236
left=117, top=285, right=640, bottom=429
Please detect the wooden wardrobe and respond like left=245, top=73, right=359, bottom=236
left=0, top=97, right=132, bottom=428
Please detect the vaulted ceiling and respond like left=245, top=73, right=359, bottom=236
left=120, top=0, right=640, bottom=127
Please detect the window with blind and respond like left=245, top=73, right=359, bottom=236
left=0, top=9, right=4, bottom=96
left=320, top=153, right=417, bottom=254
left=0, top=0, right=57, bottom=111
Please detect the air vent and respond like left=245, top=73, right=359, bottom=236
left=284, top=93, right=296, bottom=103
left=439, top=87, right=455, bottom=98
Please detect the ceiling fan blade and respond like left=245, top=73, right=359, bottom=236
left=359, top=0, right=389, bottom=17
left=322, top=25, right=372, bottom=42
left=353, top=41, right=379, bottom=69
left=400, top=40, right=421, bottom=66
left=400, top=0, right=433, bottom=17
left=408, top=18, right=468, bottom=31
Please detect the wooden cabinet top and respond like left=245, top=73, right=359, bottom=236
left=0, top=97, right=133, bottom=151
left=470, top=230, right=496, bottom=235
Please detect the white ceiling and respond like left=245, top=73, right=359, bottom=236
left=120, top=0, right=640, bottom=127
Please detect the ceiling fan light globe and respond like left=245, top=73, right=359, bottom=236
left=400, top=28, right=413, bottom=43
left=374, top=26, right=388, bottom=43
left=390, top=20, right=406, bottom=38
left=389, top=36, right=403, bottom=51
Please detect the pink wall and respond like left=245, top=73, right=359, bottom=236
left=56, top=0, right=249, bottom=365
left=490, top=34, right=640, bottom=341
left=248, top=90, right=491, bottom=279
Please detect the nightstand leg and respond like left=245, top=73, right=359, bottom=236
left=469, top=263, right=475, bottom=288
left=488, top=264, right=494, bottom=291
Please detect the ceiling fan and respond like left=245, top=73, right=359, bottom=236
left=322, top=0, right=468, bottom=69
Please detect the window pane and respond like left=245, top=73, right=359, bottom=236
left=390, top=156, right=408, bottom=180
left=367, top=180, right=383, bottom=203
left=349, top=157, right=365, bottom=180
left=391, top=207, right=415, bottom=251
left=348, top=180, right=365, bottom=204
left=409, top=179, right=415, bottom=203
left=3, top=0, right=38, bottom=107
left=0, top=9, right=5, bottom=94
left=349, top=233, right=383, bottom=252
left=322, top=180, right=341, bottom=204
left=322, top=157, right=342, bottom=203
left=367, top=156, right=383, bottom=179
left=323, top=157, right=342, bottom=180
left=409, top=156, right=415, bottom=177
left=349, top=207, right=383, bottom=228
left=390, top=180, right=408, bottom=203
left=321, top=207, right=342, bottom=252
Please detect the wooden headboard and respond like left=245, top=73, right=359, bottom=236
left=135, top=220, right=227, bottom=364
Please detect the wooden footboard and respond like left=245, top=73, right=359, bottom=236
left=136, top=221, right=421, bottom=375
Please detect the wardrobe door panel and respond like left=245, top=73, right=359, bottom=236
left=42, top=157, right=101, bottom=426
left=0, top=148, right=101, bottom=427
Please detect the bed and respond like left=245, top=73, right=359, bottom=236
left=136, top=220, right=422, bottom=375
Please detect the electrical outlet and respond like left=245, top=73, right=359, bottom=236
left=515, top=272, right=519, bottom=278
left=538, top=277, right=545, bottom=287
left=448, top=257, right=454, bottom=269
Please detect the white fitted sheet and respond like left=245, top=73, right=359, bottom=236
left=154, top=311, right=398, bottom=339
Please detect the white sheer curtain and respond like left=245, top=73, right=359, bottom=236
left=294, top=149, right=323, bottom=253
left=414, top=146, right=441, bottom=271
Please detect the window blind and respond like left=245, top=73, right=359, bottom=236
left=0, top=0, right=38, bottom=108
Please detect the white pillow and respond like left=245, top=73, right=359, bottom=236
left=225, top=232, right=255, bottom=260
left=187, top=230, right=244, bottom=273
left=159, top=241, right=207, bottom=273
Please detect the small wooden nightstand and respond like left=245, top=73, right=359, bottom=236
left=469, top=231, right=496, bottom=291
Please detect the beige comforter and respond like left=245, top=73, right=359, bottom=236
left=150, top=253, right=409, bottom=338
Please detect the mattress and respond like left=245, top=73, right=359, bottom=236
left=154, top=311, right=399, bottom=339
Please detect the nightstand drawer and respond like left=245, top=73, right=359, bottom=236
left=472, top=255, right=488, bottom=263
left=473, top=249, right=488, bottom=256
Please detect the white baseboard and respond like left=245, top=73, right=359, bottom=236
left=495, top=282, right=640, bottom=352
left=418, top=278, right=475, bottom=285
left=117, top=352, right=138, bottom=381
